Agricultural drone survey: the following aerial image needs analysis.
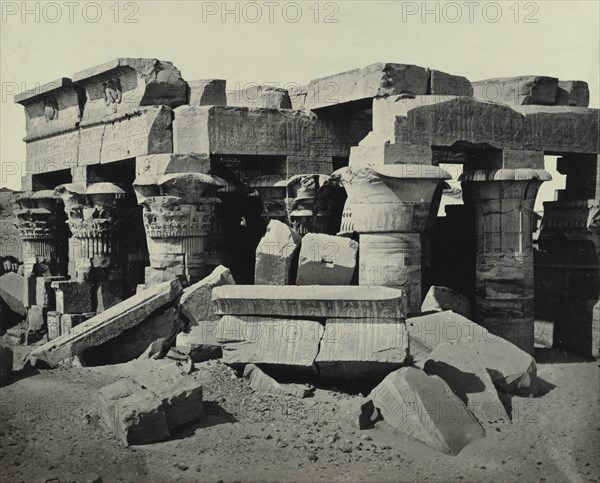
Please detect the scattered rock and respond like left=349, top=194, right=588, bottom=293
left=369, top=367, right=485, bottom=455
left=243, top=364, right=314, bottom=398
left=254, top=220, right=301, bottom=285
left=424, top=340, right=509, bottom=423
left=296, top=233, right=358, bottom=286
left=421, top=286, right=473, bottom=320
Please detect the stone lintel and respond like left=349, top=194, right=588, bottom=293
left=212, top=285, right=405, bottom=319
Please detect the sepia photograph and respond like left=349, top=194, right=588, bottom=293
left=0, top=1, right=598, bottom=481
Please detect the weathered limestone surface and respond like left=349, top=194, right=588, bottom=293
left=227, top=85, right=292, bottom=109
left=26, top=305, right=46, bottom=337
left=254, top=220, right=301, bottom=285
left=173, top=105, right=370, bottom=158
left=296, top=234, right=358, bottom=285
left=424, top=341, right=509, bottom=424
left=29, top=279, right=182, bottom=365
left=215, top=315, right=324, bottom=366
left=430, top=70, right=473, bottom=97
left=472, top=76, right=559, bottom=105
left=359, top=96, right=599, bottom=158
left=98, top=361, right=203, bottom=446
left=47, top=311, right=61, bottom=340
left=180, top=265, right=235, bottom=323
left=461, top=169, right=550, bottom=354
left=369, top=367, right=485, bottom=455
left=26, top=106, right=173, bottom=173
left=136, top=153, right=211, bottom=179
left=555, top=80, right=590, bottom=107
left=407, top=311, right=537, bottom=394
left=316, top=318, right=408, bottom=366
left=188, top=79, right=227, bottom=106
left=421, top=286, right=473, bottom=320
left=243, top=364, right=313, bottom=398
left=212, top=285, right=405, bottom=319
left=337, top=397, right=378, bottom=429
left=0, top=273, right=26, bottom=316
left=60, top=313, right=93, bottom=334
left=36, top=276, right=67, bottom=308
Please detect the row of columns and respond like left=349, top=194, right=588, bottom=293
left=14, top=163, right=550, bottom=354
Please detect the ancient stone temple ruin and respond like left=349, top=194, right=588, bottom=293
left=8, top=59, right=599, bottom=360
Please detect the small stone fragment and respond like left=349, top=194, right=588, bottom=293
left=337, top=397, right=377, bottom=429
left=244, top=364, right=314, bottom=398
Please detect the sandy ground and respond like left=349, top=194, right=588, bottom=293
left=0, top=345, right=599, bottom=483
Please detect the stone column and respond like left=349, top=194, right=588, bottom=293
left=335, top=165, right=450, bottom=315
left=461, top=168, right=551, bottom=354
left=13, top=190, right=68, bottom=279
left=135, top=173, right=224, bottom=286
left=55, top=183, right=126, bottom=283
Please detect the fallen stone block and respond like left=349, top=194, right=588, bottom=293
left=244, top=364, right=313, bottom=398
left=212, top=285, right=404, bottom=319
left=555, top=80, right=589, bottom=107
left=424, top=340, right=509, bottom=423
left=47, top=311, right=61, bottom=340
left=255, top=220, right=301, bottom=285
left=216, top=315, right=324, bottom=366
left=296, top=233, right=358, bottom=286
left=0, top=272, right=26, bottom=316
left=0, top=343, right=13, bottom=386
left=429, top=70, right=473, bottom=97
left=421, top=286, right=473, bottom=320
left=29, top=279, right=182, bottom=365
left=36, top=276, right=67, bottom=308
left=84, top=305, right=180, bottom=365
left=98, top=379, right=170, bottom=446
left=176, top=323, right=222, bottom=362
left=188, top=79, right=227, bottom=106
left=98, top=364, right=204, bottom=446
left=316, top=318, right=408, bottom=379
left=26, top=305, right=47, bottom=343
left=369, top=367, right=485, bottom=455
left=180, top=265, right=235, bottom=324
left=337, top=397, right=378, bottom=429
left=305, top=62, right=429, bottom=110
left=407, top=311, right=537, bottom=394
left=227, top=85, right=292, bottom=109
left=472, top=76, right=558, bottom=105
left=95, top=280, right=125, bottom=312
left=51, top=281, right=94, bottom=314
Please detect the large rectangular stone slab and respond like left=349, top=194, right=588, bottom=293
left=304, top=63, right=429, bottom=110
left=369, top=366, right=485, bottom=455
left=227, top=85, right=291, bottom=109
left=173, top=105, right=369, bottom=158
left=51, top=281, right=94, bottom=314
left=215, top=315, right=324, bottom=366
left=212, top=285, right=405, bottom=319
left=472, top=76, right=558, bottom=105
left=28, top=279, right=182, bottom=365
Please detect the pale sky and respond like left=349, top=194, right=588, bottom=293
left=1, top=0, right=598, bottom=192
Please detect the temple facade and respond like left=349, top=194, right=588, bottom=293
left=10, top=59, right=599, bottom=358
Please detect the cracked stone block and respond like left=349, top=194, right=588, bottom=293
left=180, top=265, right=236, bottom=323
left=255, top=220, right=301, bottom=285
left=296, top=233, right=358, bottom=286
